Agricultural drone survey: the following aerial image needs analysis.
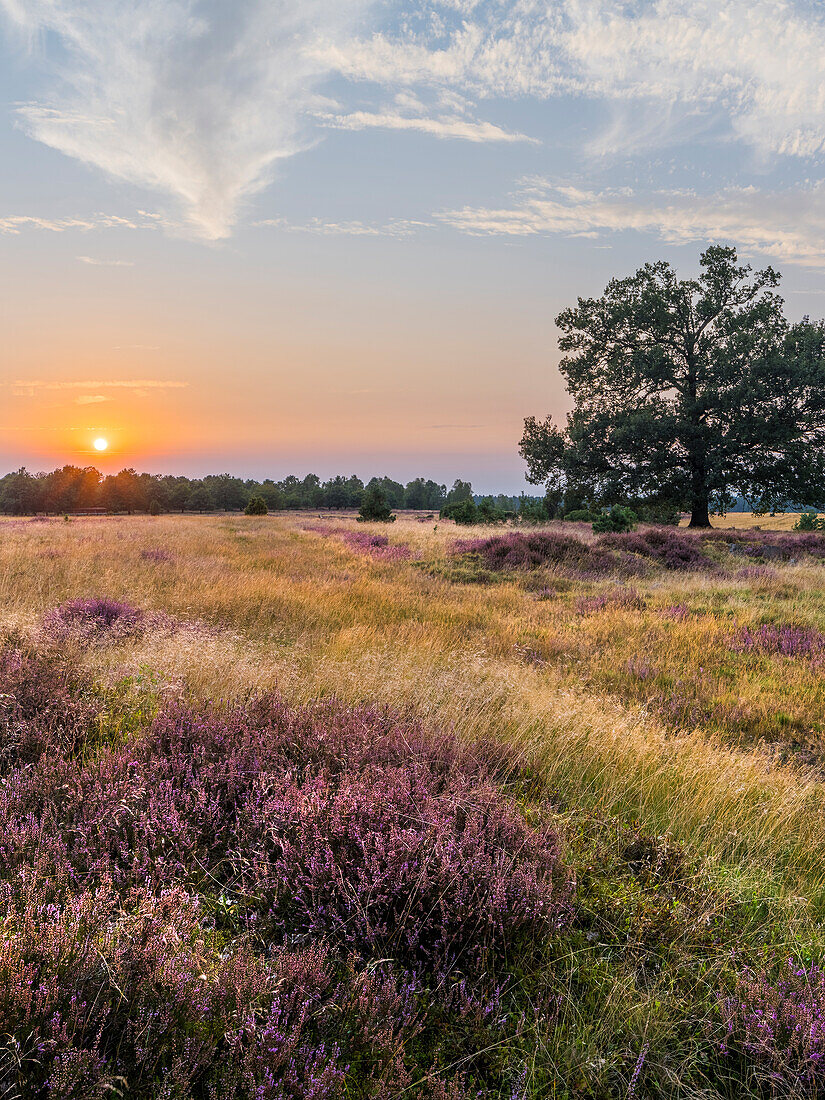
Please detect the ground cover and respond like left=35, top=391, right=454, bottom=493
left=2, top=514, right=825, bottom=1096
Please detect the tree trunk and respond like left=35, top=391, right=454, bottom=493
left=688, top=501, right=711, bottom=528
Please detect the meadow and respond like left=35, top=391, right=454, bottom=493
left=3, top=511, right=825, bottom=1098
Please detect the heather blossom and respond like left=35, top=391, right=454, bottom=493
left=720, top=958, right=825, bottom=1090
left=0, top=651, right=572, bottom=1096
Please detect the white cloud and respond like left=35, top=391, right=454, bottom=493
left=323, top=0, right=825, bottom=161
left=77, top=256, right=134, bottom=266
left=320, top=108, right=537, bottom=144
left=8, top=0, right=825, bottom=241
left=10, top=378, right=188, bottom=393
left=0, top=211, right=163, bottom=234
left=259, top=216, right=432, bottom=237
left=75, top=394, right=110, bottom=404
left=1, top=0, right=374, bottom=239
left=438, top=179, right=825, bottom=267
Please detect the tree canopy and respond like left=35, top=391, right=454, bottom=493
left=521, top=246, right=825, bottom=526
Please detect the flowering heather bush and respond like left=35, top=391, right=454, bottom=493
left=305, top=525, right=411, bottom=562
left=0, top=665, right=571, bottom=1096
left=42, top=597, right=146, bottom=645
left=453, top=531, right=618, bottom=576
left=702, top=530, right=825, bottom=560
left=661, top=604, right=691, bottom=621
left=0, top=647, right=98, bottom=772
left=41, top=598, right=220, bottom=649
left=575, top=588, right=646, bottom=614
left=140, top=547, right=175, bottom=563
left=597, top=528, right=712, bottom=571
left=720, top=958, right=825, bottom=1090
left=338, top=530, right=412, bottom=561
left=730, top=622, right=825, bottom=661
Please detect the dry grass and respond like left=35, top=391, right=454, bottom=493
left=3, top=511, right=825, bottom=935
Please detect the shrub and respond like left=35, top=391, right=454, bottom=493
left=563, top=509, right=596, bottom=523
left=453, top=531, right=618, bottom=575
left=632, top=502, right=681, bottom=526
left=730, top=622, right=825, bottom=660
left=245, top=495, right=268, bottom=516
left=440, top=498, right=478, bottom=525
left=795, top=511, right=825, bottom=531
left=598, top=529, right=712, bottom=570
left=0, top=647, right=99, bottom=773
left=147, top=498, right=162, bottom=516
left=42, top=597, right=146, bottom=645
left=0, top=683, right=572, bottom=1096
left=476, top=496, right=510, bottom=524
left=720, top=958, right=825, bottom=1091
left=592, top=505, right=638, bottom=534
left=517, top=497, right=548, bottom=525
left=357, top=486, right=395, bottom=523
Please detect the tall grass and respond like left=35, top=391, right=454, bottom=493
left=2, top=514, right=825, bottom=917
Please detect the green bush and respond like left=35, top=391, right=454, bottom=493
left=244, top=496, right=268, bottom=516
left=357, top=485, right=396, bottom=523
left=633, top=502, right=680, bottom=526
left=148, top=499, right=162, bottom=516
left=477, top=497, right=510, bottom=525
left=518, top=497, right=549, bottom=525
left=795, top=511, right=825, bottom=531
left=440, top=498, right=478, bottom=525
left=564, top=509, right=596, bottom=523
left=592, top=505, right=638, bottom=533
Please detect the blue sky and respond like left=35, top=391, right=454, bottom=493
left=3, top=0, right=825, bottom=491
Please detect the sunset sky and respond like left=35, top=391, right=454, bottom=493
left=4, top=0, right=825, bottom=490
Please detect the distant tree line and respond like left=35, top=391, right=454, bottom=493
left=0, top=466, right=534, bottom=516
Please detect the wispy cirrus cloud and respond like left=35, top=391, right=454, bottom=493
left=320, top=108, right=537, bottom=144
left=258, top=216, right=432, bottom=238
left=6, top=0, right=825, bottom=246
left=77, top=256, right=134, bottom=266
left=10, top=379, right=188, bottom=397
left=75, top=394, right=110, bottom=405
left=1, top=0, right=375, bottom=239
left=439, top=180, right=825, bottom=267
left=325, top=0, right=825, bottom=161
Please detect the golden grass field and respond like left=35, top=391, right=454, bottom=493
left=3, top=512, right=824, bottom=909
left=5, top=511, right=825, bottom=1094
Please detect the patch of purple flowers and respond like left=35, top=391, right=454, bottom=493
left=720, top=958, right=825, bottom=1088
left=598, top=529, right=712, bottom=571
left=453, top=531, right=618, bottom=576
left=0, top=655, right=572, bottom=1096
left=42, top=597, right=146, bottom=645
left=305, top=525, right=411, bottom=562
left=730, top=622, right=825, bottom=661
left=575, top=589, right=646, bottom=615
left=140, top=547, right=175, bottom=563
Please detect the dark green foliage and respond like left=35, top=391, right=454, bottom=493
left=147, top=499, right=162, bottom=516
left=445, top=479, right=474, bottom=505
left=592, top=506, right=638, bottom=533
left=477, top=496, right=510, bottom=524
left=632, top=501, right=681, bottom=526
left=245, top=496, right=268, bottom=516
left=517, top=495, right=549, bottom=525
left=564, top=509, right=597, bottom=523
left=521, top=245, right=825, bottom=528
left=357, top=485, right=396, bottom=523
left=795, top=511, right=825, bottom=531
left=440, top=498, right=478, bottom=525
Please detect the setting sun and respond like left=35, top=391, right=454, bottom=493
left=93, top=438, right=108, bottom=452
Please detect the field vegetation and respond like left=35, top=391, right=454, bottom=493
left=3, top=512, right=825, bottom=1096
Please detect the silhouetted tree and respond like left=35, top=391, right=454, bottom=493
left=522, top=245, right=825, bottom=527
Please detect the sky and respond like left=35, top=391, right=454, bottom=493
left=4, top=0, right=825, bottom=492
